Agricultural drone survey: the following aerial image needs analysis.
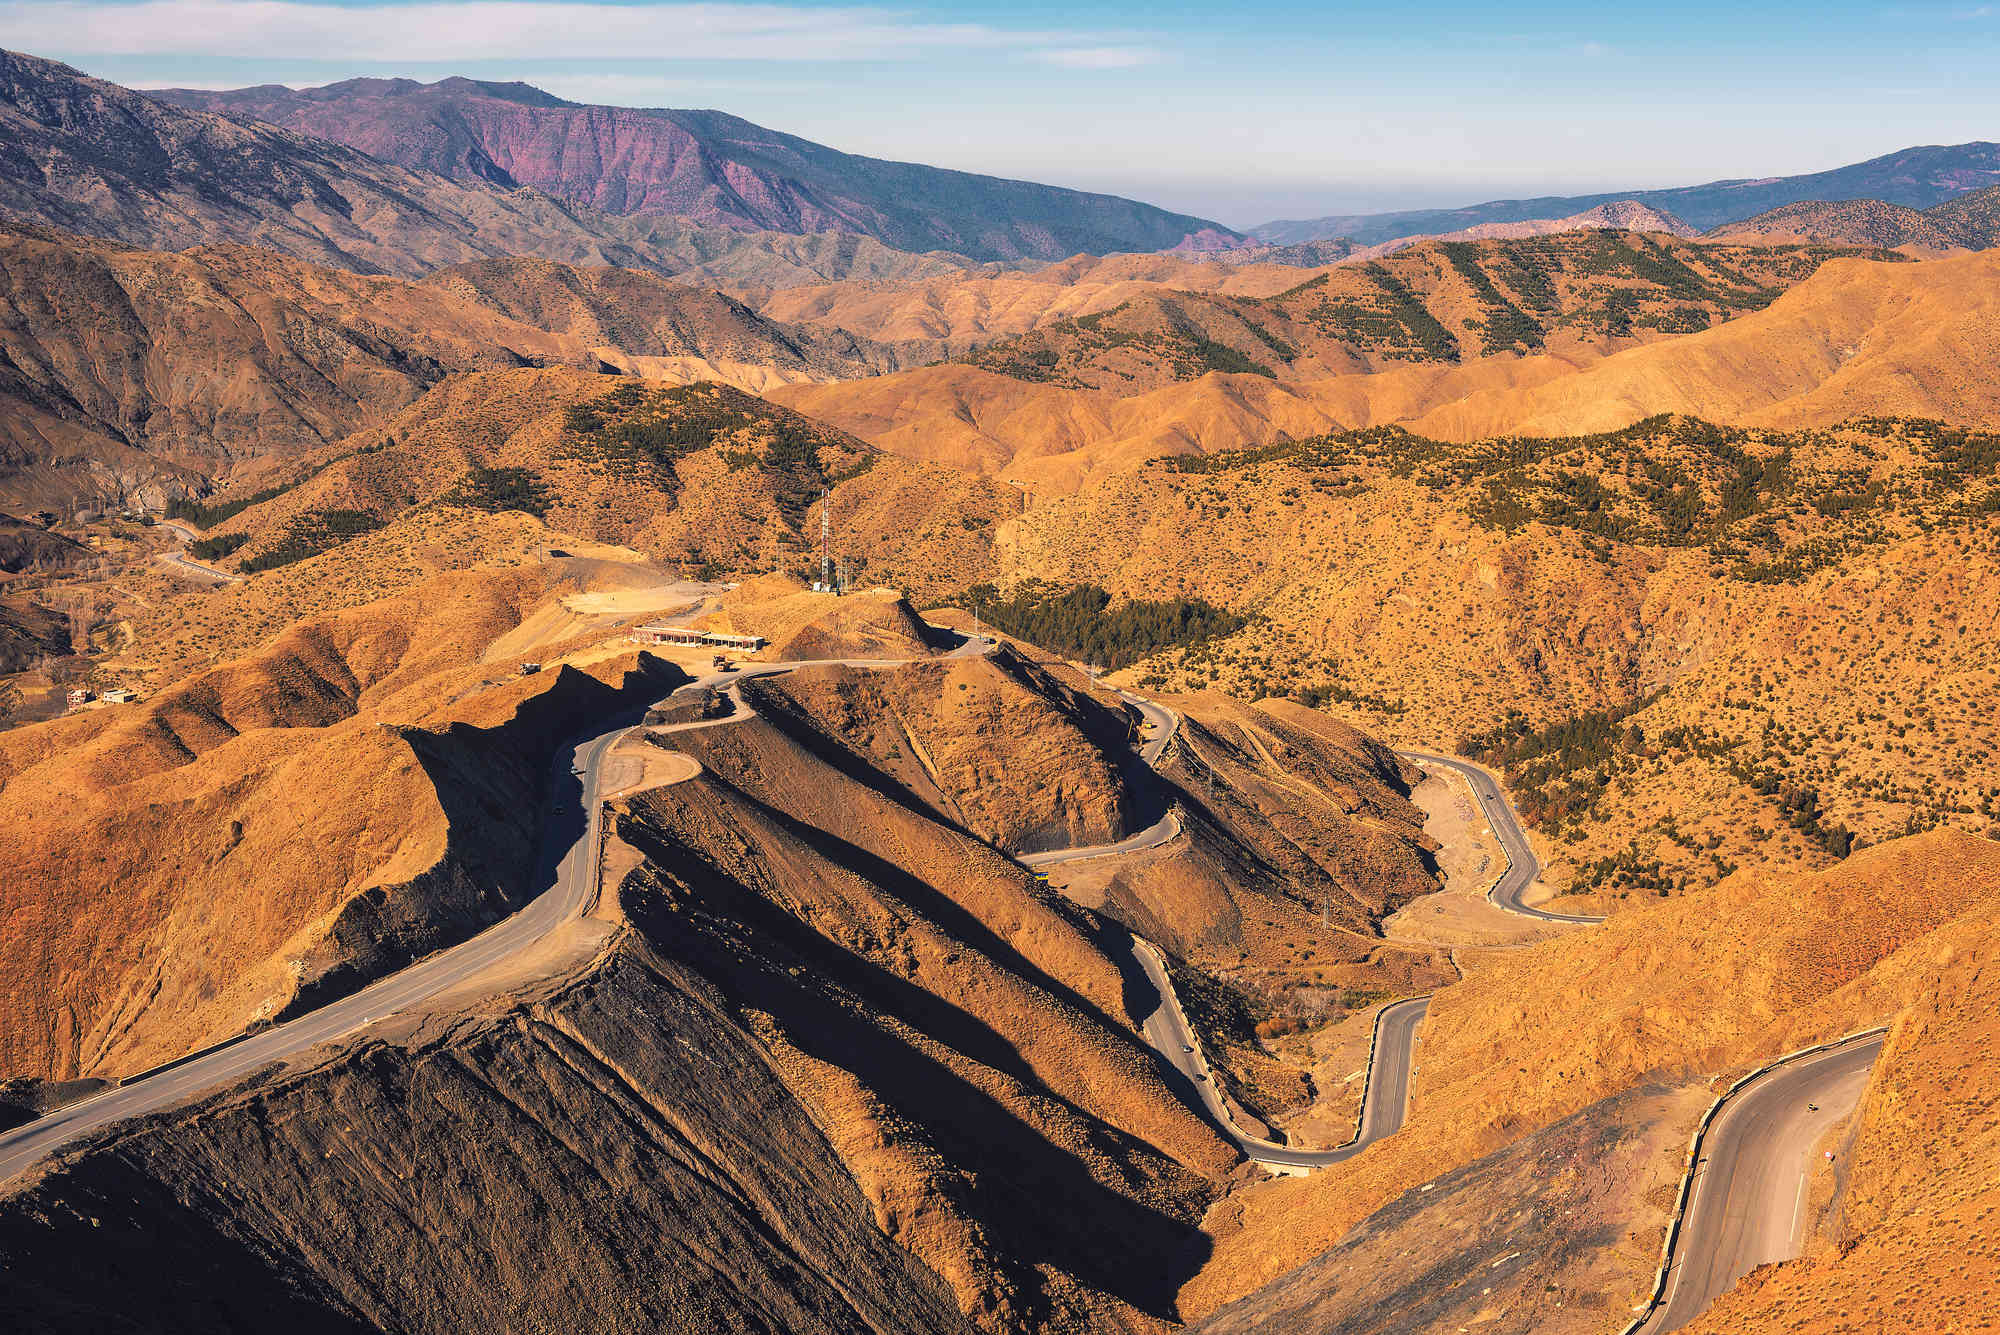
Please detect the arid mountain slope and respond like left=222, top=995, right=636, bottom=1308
left=0, top=223, right=920, bottom=510
left=0, top=534, right=686, bottom=1079
left=132, top=371, right=1011, bottom=667
left=1001, top=413, right=2000, bottom=901
left=954, top=233, right=1897, bottom=391
left=757, top=251, right=1318, bottom=344
left=0, top=920, right=986, bottom=1335
left=151, top=74, right=1244, bottom=262
left=772, top=238, right=1921, bottom=490
left=425, top=254, right=927, bottom=386
left=1179, top=829, right=2000, bottom=1326
left=1677, top=894, right=2000, bottom=1335
left=0, top=643, right=1275, bottom=1333
left=745, top=647, right=1141, bottom=853
left=1920, top=182, right=2000, bottom=247
left=1326, top=199, right=1701, bottom=265
left=1706, top=198, right=1968, bottom=252
left=1409, top=249, right=2000, bottom=438
left=1707, top=183, right=2000, bottom=252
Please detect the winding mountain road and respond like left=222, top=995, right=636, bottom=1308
left=0, top=715, right=634, bottom=1182
left=0, top=634, right=994, bottom=1183
left=1025, top=692, right=1433, bottom=1167
left=155, top=518, right=244, bottom=583
left=1397, top=749, right=1603, bottom=924
left=0, top=630, right=1888, bottom=1335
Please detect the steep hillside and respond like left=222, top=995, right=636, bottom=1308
left=0, top=223, right=925, bottom=510
left=1677, top=895, right=2000, bottom=1335
left=1315, top=199, right=1702, bottom=266
left=0, top=596, right=67, bottom=673
left=1919, top=181, right=2000, bottom=247
left=1178, top=830, right=2000, bottom=1325
left=756, top=251, right=1312, bottom=345
left=151, top=75, right=1244, bottom=262
left=0, top=536, right=687, bottom=1079
left=1706, top=198, right=1967, bottom=252
left=1405, top=248, right=2000, bottom=438
left=954, top=233, right=1898, bottom=391
left=140, top=370, right=1012, bottom=641
left=0, top=650, right=1266, bottom=1333
left=745, top=647, right=1140, bottom=853
left=1707, top=183, right=2000, bottom=252
left=772, top=242, right=1931, bottom=493
left=999, top=413, right=2000, bottom=903
left=0, top=920, right=986, bottom=1335
left=423, top=255, right=926, bottom=386
left=1251, top=140, right=2000, bottom=244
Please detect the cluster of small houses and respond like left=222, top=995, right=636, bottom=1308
left=66, top=687, right=138, bottom=709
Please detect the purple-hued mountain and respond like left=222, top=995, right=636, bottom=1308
left=151, top=76, right=1244, bottom=262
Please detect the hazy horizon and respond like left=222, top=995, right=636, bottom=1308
left=8, top=0, right=2000, bottom=228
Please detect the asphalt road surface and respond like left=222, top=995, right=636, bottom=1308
left=155, top=519, right=245, bottom=583
left=1027, top=691, right=1429, bottom=1167
left=1397, top=749, right=1603, bottom=924
left=1138, top=940, right=1432, bottom=1170
left=1640, top=1033, right=1886, bottom=1333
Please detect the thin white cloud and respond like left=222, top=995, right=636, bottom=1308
left=1036, top=45, right=1160, bottom=70
left=0, top=1, right=1090, bottom=63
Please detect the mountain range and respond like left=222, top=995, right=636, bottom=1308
left=2, top=40, right=2000, bottom=1335
left=150, top=74, right=1244, bottom=262
left=1253, top=140, right=2000, bottom=245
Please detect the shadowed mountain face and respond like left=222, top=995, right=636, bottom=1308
left=1253, top=141, right=2000, bottom=245
left=150, top=75, right=1246, bottom=262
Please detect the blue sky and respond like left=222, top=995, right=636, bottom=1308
left=6, top=0, right=1999, bottom=226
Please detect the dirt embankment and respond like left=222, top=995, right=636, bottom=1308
left=744, top=646, right=1140, bottom=853
left=0, top=924, right=980, bottom=1335
left=0, top=557, right=685, bottom=1082
left=1191, top=1085, right=1710, bottom=1335
left=714, top=577, right=952, bottom=662
left=598, top=689, right=1240, bottom=1332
